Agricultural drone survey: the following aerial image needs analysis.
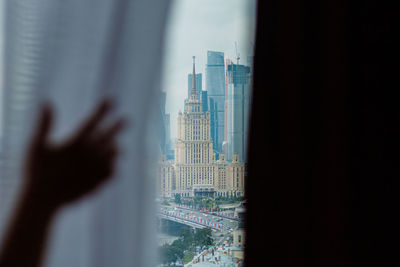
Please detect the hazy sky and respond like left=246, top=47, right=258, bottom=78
left=0, top=0, right=257, bottom=138
left=161, top=0, right=257, bottom=139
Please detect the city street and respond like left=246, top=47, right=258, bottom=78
left=159, top=203, right=239, bottom=245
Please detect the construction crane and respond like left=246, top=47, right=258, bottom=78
left=235, top=41, right=240, bottom=65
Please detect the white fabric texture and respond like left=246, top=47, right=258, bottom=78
left=0, top=0, right=170, bottom=266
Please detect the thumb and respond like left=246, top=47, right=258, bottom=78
left=32, top=104, right=53, bottom=148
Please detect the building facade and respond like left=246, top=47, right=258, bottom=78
left=158, top=57, right=245, bottom=198
left=200, top=90, right=208, bottom=113
left=206, top=51, right=225, bottom=155
left=160, top=91, right=172, bottom=157
left=175, top=57, right=216, bottom=197
left=226, top=62, right=251, bottom=162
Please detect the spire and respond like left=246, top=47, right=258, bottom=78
left=191, top=56, right=196, bottom=94
left=186, top=56, right=202, bottom=113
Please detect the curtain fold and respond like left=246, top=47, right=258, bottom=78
left=0, top=0, right=170, bottom=266
left=246, top=0, right=398, bottom=266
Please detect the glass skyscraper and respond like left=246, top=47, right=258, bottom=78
left=226, top=63, right=251, bottom=162
left=208, top=97, right=217, bottom=153
left=159, top=91, right=172, bottom=157
left=200, top=90, right=208, bottom=112
left=206, top=51, right=225, bottom=155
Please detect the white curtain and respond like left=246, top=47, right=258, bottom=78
left=0, top=0, right=170, bottom=266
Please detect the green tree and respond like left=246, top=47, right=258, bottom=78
left=194, top=227, right=213, bottom=247
left=171, top=239, right=185, bottom=259
left=158, top=226, right=198, bottom=265
left=158, top=226, right=214, bottom=265
left=194, top=196, right=202, bottom=209
left=180, top=228, right=194, bottom=248
left=174, top=194, right=181, bottom=204
left=183, top=251, right=195, bottom=264
left=159, top=244, right=178, bottom=264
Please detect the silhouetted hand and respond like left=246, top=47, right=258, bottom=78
left=24, top=99, right=125, bottom=208
left=0, top=99, right=126, bottom=267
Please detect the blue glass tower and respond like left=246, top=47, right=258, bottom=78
left=206, top=51, right=225, bottom=155
left=226, top=63, right=251, bottom=162
left=200, top=90, right=208, bottom=112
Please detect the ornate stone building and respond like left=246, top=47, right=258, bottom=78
left=158, top=57, right=245, bottom=198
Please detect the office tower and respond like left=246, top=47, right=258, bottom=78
left=164, top=113, right=175, bottom=159
left=159, top=57, right=245, bottom=199
left=159, top=91, right=172, bottom=157
left=200, top=90, right=208, bottom=112
left=225, top=58, right=233, bottom=142
left=159, top=91, right=166, bottom=154
left=175, top=56, right=216, bottom=197
left=208, top=97, right=217, bottom=153
left=187, top=73, right=202, bottom=97
left=226, top=62, right=251, bottom=162
left=206, top=51, right=225, bottom=155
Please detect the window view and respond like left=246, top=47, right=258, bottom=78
left=157, top=0, right=256, bottom=265
left=0, top=0, right=256, bottom=266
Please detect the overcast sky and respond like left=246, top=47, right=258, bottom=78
left=161, top=0, right=257, bottom=139
left=0, top=0, right=257, bottom=138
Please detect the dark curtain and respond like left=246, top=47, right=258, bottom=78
left=246, top=0, right=398, bottom=266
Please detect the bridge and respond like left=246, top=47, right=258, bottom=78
left=157, top=213, right=207, bottom=229
left=157, top=204, right=242, bottom=232
left=157, top=209, right=224, bottom=231
left=158, top=204, right=242, bottom=247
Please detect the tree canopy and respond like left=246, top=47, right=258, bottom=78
left=158, top=227, right=213, bottom=264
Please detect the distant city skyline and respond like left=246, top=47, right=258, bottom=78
left=161, top=0, right=257, bottom=139
left=158, top=57, right=246, bottom=198
left=0, top=0, right=257, bottom=138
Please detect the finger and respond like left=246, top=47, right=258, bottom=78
left=76, top=99, right=113, bottom=139
left=32, top=104, right=53, bottom=148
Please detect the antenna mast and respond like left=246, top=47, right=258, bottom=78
left=235, top=41, right=240, bottom=65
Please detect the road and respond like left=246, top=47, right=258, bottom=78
left=159, top=203, right=239, bottom=245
